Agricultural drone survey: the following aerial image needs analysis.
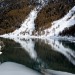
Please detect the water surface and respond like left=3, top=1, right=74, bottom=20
left=0, top=38, right=75, bottom=75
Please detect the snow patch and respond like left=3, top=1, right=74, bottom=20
left=42, top=6, right=75, bottom=37
left=0, top=62, right=41, bottom=75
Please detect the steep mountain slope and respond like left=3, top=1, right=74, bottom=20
left=35, top=0, right=75, bottom=31
left=0, top=0, right=34, bottom=34
left=0, top=0, right=75, bottom=38
left=39, top=6, right=75, bottom=37
left=0, top=0, right=75, bottom=36
left=0, top=0, right=49, bottom=38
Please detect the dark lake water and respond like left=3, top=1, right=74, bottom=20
left=0, top=38, right=75, bottom=75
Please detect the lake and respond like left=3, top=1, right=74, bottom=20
left=0, top=37, right=75, bottom=75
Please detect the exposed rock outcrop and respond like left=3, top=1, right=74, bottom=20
left=35, top=0, right=75, bottom=31
left=0, top=0, right=75, bottom=36
left=0, top=0, right=34, bottom=34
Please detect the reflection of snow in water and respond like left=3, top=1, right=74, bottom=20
left=43, top=39, right=75, bottom=65
left=0, top=41, right=4, bottom=55
left=13, top=38, right=37, bottom=60
left=0, top=37, right=75, bottom=74
left=0, top=45, right=2, bottom=54
left=0, top=0, right=75, bottom=74
left=13, top=38, right=46, bottom=69
left=13, top=37, right=75, bottom=66
left=0, top=62, right=41, bottom=75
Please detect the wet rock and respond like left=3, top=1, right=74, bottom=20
left=0, top=40, right=5, bottom=54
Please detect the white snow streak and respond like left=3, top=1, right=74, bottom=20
left=43, top=6, right=75, bottom=37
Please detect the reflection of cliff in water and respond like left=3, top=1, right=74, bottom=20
left=34, top=39, right=75, bottom=73
left=41, top=39, right=75, bottom=65
left=0, top=38, right=46, bottom=72
left=0, top=38, right=75, bottom=73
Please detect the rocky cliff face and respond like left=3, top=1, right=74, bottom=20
left=35, top=0, right=75, bottom=31
left=0, top=0, right=75, bottom=36
left=59, top=25, right=75, bottom=36
left=0, top=0, right=34, bottom=34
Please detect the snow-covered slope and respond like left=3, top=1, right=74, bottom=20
left=0, top=62, right=41, bottom=75
left=42, top=6, right=75, bottom=37
left=1, top=6, right=75, bottom=38
left=0, top=7, right=39, bottom=38
left=11, top=7, right=38, bottom=36
left=0, top=2, right=75, bottom=39
left=0, top=0, right=48, bottom=38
